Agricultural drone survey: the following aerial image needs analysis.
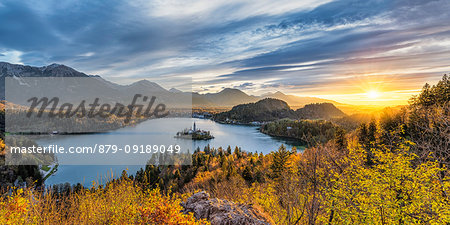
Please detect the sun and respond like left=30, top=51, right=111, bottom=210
left=366, top=90, right=380, bottom=99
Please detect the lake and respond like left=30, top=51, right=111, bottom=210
left=40, top=118, right=304, bottom=186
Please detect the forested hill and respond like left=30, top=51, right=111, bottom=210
left=213, top=98, right=297, bottom=123
left=213, top=98, right=346, bottom=123
left=296, top=102, right=346, bottom=119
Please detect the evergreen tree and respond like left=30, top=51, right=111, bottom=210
left=334, top=128, right=347, bottom=152
left=270, top=145, right=292, bottom=178
left=242, top=165, right=253, bottom=183
left=226, top=146, right=232, bottom=155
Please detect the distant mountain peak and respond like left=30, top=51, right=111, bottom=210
left=129, top=79, right=167, bottom=92
left=219, top=88, right=244, bottom=94
left=169, top=88, right=183, bottom=93
left=274, top=91, right=284, bottom=95
left=45, top=63, right=64, bottom=68
left=262, top=90, right=284, bottom=96
left=211, top=88, right=250, bottom=97
left=271, top=91, right=286, bottom=97
left=130, top=79, right=161, bottom=86
left=198, top=88, right=259, bottom=107
left=134, top=79, right=151, bottom=84
left=0, top=62, right=88, bottom=77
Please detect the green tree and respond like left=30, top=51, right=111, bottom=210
left=270, top=145, right=292, bottom=178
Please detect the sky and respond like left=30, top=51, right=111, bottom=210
left=1, top=0, right=450, bottom=105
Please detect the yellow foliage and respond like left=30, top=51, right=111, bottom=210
left=0, top=179, right=209, bottom=225
left=321, top=144, right=450, bottom=224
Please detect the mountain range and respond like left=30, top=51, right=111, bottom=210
left=0, top=62, right=341, bottom=108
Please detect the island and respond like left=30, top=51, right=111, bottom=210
left=175, top=122, right=214, bottom=140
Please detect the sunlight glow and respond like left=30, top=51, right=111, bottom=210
left=366, top=90, right=380, bottom=99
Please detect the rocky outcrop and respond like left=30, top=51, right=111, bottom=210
left=182, top=191, right=271, bottom=225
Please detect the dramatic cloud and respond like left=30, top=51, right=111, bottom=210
left=1, top=0, right=449, bottom=105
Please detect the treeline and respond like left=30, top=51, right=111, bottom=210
left=261, top=119, right=343, bottom=145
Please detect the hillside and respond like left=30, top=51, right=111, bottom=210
left=296, top=103, right=346, bottom=119
left=214, top=99, right=346, bottom=123
left=213, top=98, right=296, bottom=123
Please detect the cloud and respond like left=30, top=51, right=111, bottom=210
left=0, top=49, right=23, bottom=64
left=0, top=0, right=449, bottom=104
left=233, top=82, right=255, bottom=89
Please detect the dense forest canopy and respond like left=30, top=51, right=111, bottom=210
left=261, top=119, right=342, bottom=145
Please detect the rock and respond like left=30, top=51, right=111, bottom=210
left=182, top=191, right=271, bottom=225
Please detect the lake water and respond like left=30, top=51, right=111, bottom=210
left=40, top=118, right=304, bottom=186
